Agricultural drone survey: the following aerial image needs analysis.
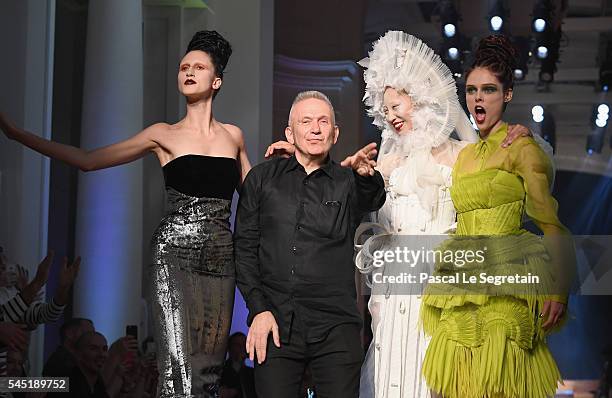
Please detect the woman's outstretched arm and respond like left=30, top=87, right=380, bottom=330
left=0, top=112, right=162, bottom=171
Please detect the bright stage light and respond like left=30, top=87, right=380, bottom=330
left=537, top=46, right=548, bottom=59
left=490, top=16, right=503, bottom=32
left=532, top=105, right=544, bottom=116
left=514, top=69, right=524, bottom=80
left=533, top=18, right=546, bottom=33
left=447, top=47, right=459, bottom=60
left=444, top=23, right=456, bottom=38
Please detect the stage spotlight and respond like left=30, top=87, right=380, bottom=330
left=533, top=18, right=546, bottom=33
left=444, top=23, right=456, bottom=38
left=440, top=32, right=466, bottom=77
left=439, top=0, right=459, bottom=39
left=587, top=104, right=608, bottom=154
left=598, top=72, right=612, bottom=91
left=591, top=103, right=610, bottom=127
left=533, top=0, right=562, bottom=84
left=532, top=105, right=544, bottom=124
left=537, top=28, right=562, bottom=84
left=533, top=0, right=552, bottom=34
left=597, top=34, right=612, bottom=91
left=532, top=105, right=544, bottom=117
left=599, top=67, right=611, bottom=91
left=537, top=46, right=548, bottom=59
left=513, top=37, right=531, bottom=81
left=531, top=106, right=556, bottom=152
left=514, top=69, right=525, bottom=80
left=490, top=16, right=503, bottom=32
left=488, top=0, right=505, bottom=32
left=586, top=133, right=604, bottom=154
left=593, top=103, right=609, bottom=126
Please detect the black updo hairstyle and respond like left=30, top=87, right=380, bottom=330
left=465, top=34, right=517, bottom=92
left=186, top=30, right=232, bottom=80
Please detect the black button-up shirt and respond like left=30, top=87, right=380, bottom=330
left=234, top=155, right=386, bottom=343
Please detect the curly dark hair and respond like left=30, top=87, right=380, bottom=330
left=465, top=34, right=517, bottom=91
left=186, top=30, right=232, bottom=79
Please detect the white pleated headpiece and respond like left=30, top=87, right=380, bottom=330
left=360, top=31, right=462, bottom=154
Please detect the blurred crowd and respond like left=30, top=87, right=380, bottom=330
left=0, top=246, right=157, bottom=398
left=0, top=246, right=319, bottom=398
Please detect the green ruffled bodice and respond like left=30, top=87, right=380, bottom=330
left=451, top=168, right=525, bottom=235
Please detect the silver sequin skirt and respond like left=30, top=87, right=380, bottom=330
left=150, top=188, right=235, bottom=398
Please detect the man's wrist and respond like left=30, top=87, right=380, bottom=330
left=255, top=310, right=272, bottom=317
left=354, top=168, right=382, bottom=183
left=353, top=168, right=372, bottom=178
left=247, top=308, right=272, bottom=326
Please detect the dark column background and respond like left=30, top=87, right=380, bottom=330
left=44, top=0, right=88, bottom=361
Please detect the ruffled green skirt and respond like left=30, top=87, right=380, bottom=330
left=421, top=234, right=564, bottom=398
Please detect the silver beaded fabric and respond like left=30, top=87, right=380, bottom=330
left=150, top=187, right=235, bottom=398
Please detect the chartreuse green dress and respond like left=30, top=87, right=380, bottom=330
left=421, top=123, right=570, bottom=398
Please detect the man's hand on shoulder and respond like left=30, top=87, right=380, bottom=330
left=246, top=311, right=280, bottom=364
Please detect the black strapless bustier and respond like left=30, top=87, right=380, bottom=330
left=162, top=154, right=239, bottom=200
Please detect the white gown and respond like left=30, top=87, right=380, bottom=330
left=358, top=155, right=458, bottom=398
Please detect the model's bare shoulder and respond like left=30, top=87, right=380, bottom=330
left=140, top=122, right=171, bottom=140
left=147, top=121, right=173, bottom=133
left=221, top=122, right=244, bottom=139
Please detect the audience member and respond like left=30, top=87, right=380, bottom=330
left=0, top=251, right=80, bottom=377
left=43, top=317, right=94, bottom=377
left=47, top=331, right=110, bottom=398
left=0, top=247, right=155, bottom=396
left=6, top=333, right=28, bottom=377
left=102, top=335, right=139, bottom=397
left=220, top=332, right=256, bottom=398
